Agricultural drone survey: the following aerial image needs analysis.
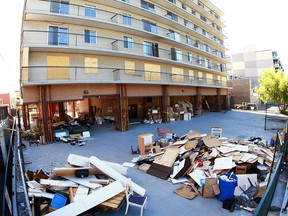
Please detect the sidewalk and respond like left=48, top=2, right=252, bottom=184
left=23, top=110, right=284, bottom=216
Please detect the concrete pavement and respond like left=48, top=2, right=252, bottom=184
left=23, top=109, right=285, bottom=216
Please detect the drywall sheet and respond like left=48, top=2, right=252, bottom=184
left=89, top=156, right=145, bottom=196
left=46, top=180, right=124, bottom=216
left=67, top=154, right=128, bottom=175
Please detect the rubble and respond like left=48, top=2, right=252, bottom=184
left=133, top=127, right=276, bottom=212
left=25, top=154, right=145, bottom=215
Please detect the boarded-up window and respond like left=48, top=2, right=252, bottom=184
left=188, top=70, right=194, bottom=80
left=144, top=63, right=160, bottom=81
left=221, top=76, right=227, bottom=86
left=198, top=71, right=203, bottom=81
left=47, top=56, right=69, bottom=79
left=85, top=57, right=98, bottom=74
left=171, top=67, right=183, bottom=82
left=206, top=73, right=213, bottom=85
left=125, top=60, right=135, bottom=75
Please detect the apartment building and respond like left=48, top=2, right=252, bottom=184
left=20, top=0, right=229, bottom=142
left=229, top=45, right=284, bottom=88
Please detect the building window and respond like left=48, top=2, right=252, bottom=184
left=186, top=35, right=192, bottom=45
left=50, top=1, right=69, bottom=14
left=169, top=30, right=181, bottom=42
left=84, top=30, right=96, bottom=44
left=194, top=40, right=200, bottom=48
left=184, top=19, right=188, bottom=27
left=142, top=20, right=157, bottom=33
left=187, top=52, right=193, bottom=62
left=84, top=5, right=96, bottom=18
left=168, top=0, right=176, bottom=3
left=123, top=36, right=133, bottom=49
left=205, top=58, right=212, bottom=69
left=122, top=14, right=132, bottom=25
left=202, top=29, right=207, bottom=36
left=121, top=0, right=130, bottom=3
left=182, top=3, right=186, bottom=9
left=204, top=44, right=210, bottom=52
left=200, top=15, right=207, bottom=22
left=193, top=24, right=198, bottom=31
left=143, top=41, right=158, bottom=57
left=85, top=57, right=98, bottom=74
left=196, top=56, right=202, bottom=65
left=198, top=1, right=204, bottom=8
left=48, top=26, right=68, bottom=46
left=191, top=9, right=196, bottom=15
left=171, top=47, right=182, bottom=61
left=166, top=11, right=178, bottom=22
left=141, top=0, right=155, bottom=12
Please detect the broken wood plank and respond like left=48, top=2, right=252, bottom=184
left=46, top=180, right=124, bottom=216
left=89, top=156, right=146, bottom=196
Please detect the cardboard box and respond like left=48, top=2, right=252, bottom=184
left=202, top=178, right=218, bottom=198
left=235, top=162, right=257, bottom=174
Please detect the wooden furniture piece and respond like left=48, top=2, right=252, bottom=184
left=138, top=133, right=154, bottom=156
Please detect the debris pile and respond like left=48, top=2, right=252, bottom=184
left=26, top=154, right=145, bottom=215
left=133, top=129, right=276, bottom=212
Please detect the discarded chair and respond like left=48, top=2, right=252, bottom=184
left=125, top=179, right=147, bottom=216
left=156, top=127, right=173, bottom=140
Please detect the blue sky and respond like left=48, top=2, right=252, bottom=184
left=0, top=0, right=287, bottom=93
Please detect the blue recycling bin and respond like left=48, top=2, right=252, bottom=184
left=217, top=174, right=238, bottom=202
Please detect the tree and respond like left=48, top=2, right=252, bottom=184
left=257, top=68, right=288, bottom=114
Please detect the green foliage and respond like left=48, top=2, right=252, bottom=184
left=257, top=68, right=288, bottom=114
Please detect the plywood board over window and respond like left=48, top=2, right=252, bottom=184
left=47, top=56, right=70, bottom=79
left=171, top=67, right=183, bottom=82
left=198, top=71, right=203, bottom=81
left=188, top=70, right=194, bottom=80
left=221, top=76, right=227, bottom=86
left=206, top=73, right=213, bottom=85
left=124, top=60, right=135, bottom=75
left=144, top=63, right=161, bottom=81
left=85, top=57, right=98, bottom=74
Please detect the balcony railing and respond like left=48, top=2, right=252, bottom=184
left=22, top=66, right=231, bottom=88
left=26, top=0, right=226, bottom=57
left=23, top=30, right=227, bottom=73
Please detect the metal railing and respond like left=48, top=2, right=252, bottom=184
left=26, top=0, right=227, bottom=55
left=253, top=127, right=288, bottom=216
left=1, top=115, right=32, bottom=216
left=22, top=65, right=231, bottom=88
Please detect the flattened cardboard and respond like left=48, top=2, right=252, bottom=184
left=185, top=140, right=198, bottom=150
left=174, top=185, right=197, bottom=200
left=202, top=178, right=218, bottom=198
left=186, top=130, right=202, bottom=140
left=202, top=135, right=222, bottom=148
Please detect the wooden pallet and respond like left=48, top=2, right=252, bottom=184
left=99, top=191, right=126, bottom=211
